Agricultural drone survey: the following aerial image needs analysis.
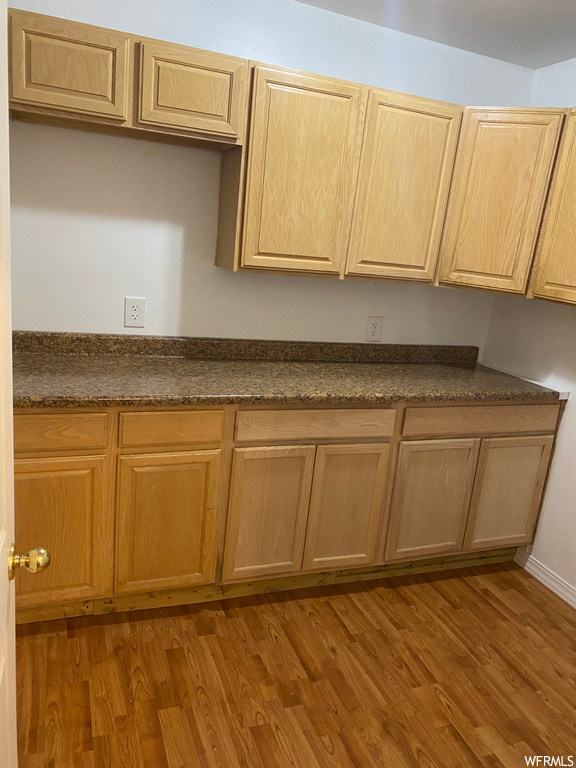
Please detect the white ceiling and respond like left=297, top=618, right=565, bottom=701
left=296, top=0, right=576, bottom=68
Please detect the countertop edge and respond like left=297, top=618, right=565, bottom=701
left=12, top=391, right=561, bottom=409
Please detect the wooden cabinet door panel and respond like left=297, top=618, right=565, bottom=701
left=303, top=443, right=390, bottom=572
left=346, top=90, right=462, bottom=281
left=386, top=439, right=479, bottom=562
left=222, top=446, right=316, bottom=581
left=9, top=10, right=130, bottom=120
left=139, top=41, right=248, bottom=139
left=439, top=108, right=564, bottom=293
left=242, top=66, right=364, bottom=274
left=464, top=436, right=553, bottom=550
left=116, top=451, right=220, bottom=593
left=14, top=456, right=111, bottom=607
left=534, top=109, right=576, bottom=304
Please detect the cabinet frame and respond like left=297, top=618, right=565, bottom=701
left=438, top=108, right=565, bottom=294
left=9, top=9, right=131, bottom=121
left=138, top=40, right=249, bottom=140
left=115, top=449, right=221, bottom=594
left=222, top=445, right=317, bottom=582
left=346, top=89, right=463, bottom=281
left=14, top=454, right=112, bottom=608
left=302, top=442, right=391, bottom=572
left=533, top=108, right=576, bottom=304
left=386, top=438, right=481, bottom=562
left=463, top=435, right=554, bottom=550
left=241, top=65, right=366, bottom=275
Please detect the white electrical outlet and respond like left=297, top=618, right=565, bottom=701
left=365, top=315, right=383, bottom=342
left=124, top=296, right=146, bottom=328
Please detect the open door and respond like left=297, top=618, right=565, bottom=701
left=0, top=0, right=18, bottom=763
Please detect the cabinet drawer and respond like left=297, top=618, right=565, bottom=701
left=403, top=404, right=560, bottom=438
left=235, top=409, right=396, bottom=442
left=119, top=410, right=224, bottom=447
left=14, top=413, right=108, bottom=453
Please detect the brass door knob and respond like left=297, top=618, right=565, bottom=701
left=8, top=544, right=51, bottom=581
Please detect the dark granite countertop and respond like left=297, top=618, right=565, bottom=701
left=12, top=352, right=559, bottom=408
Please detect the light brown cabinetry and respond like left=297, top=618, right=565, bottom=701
left=13, top=412, right=108, bottom=452
left=533, top=109, right=576, bottom=304
left=346, top=90, right=462, bottom=281
left=115, top=450, right=221, bottom=593
left=403, top=404, right=560, bottom=438
left=222, top=446, right=316, bottom=581
left=10, top=9, right=130, bottom=121
left=9, top=10, right=249, bottom=146
left=138, top=41, right=248, bottom=140
left=235, top=408, right=396, bottom=442
left=464, top=435, right=553, bottom=550
left=302, top=443, right=390, bottom=571
left=119, top=410, right=224, bottom=448
left=14, top=455, right=111, bottom=608
left=241, top=66, right=365, bottom=274
left=386, top=439, right=480, bottom=562
left=12, top=402, right=560, bottom=621
left=439, top=108, right=564, bottom=293
left=387, top=428, right=556, bottom=563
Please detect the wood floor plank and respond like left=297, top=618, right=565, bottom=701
left=16, top=564, right=576, bottom=767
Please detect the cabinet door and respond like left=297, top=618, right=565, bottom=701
left=14, top=456, right=111, bottom=608
left=464, top=436, right=553, bottom=551
left=302, top=443, right=390, bottom=572
left=9, top=10, right=130, bottom=120
left=138, top=41, right=248, bottom=140
left=116, top=451, right=221, bottom=594
left=242, top=66, right=365, bottom=274
left=534, top=110, right=576, bottom=304
left=386, top=439, right=479, bottom=562
left=346, top=90, right=462, bottom=281
left=439, top=108, right=564, bottom=293
left=222, top=446, right=316, bottom=581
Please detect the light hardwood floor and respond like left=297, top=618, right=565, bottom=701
left=16, top=563, right=576, bottom=767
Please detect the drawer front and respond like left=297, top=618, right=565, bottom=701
left=403, top=404, right=560, bottom=438
left=14, top=413, right=108, bottom=453
left=235, top=409, right=396, bottom=442
left=119, top=410, right=224, bottom=447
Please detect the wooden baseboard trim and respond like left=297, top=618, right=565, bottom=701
left=94, top=548, right=516, bottom=615
left=16, top=548, right=516, bottom=624
left=16, top=599, right=94, bottom=625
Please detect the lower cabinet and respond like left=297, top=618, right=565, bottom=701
left=115, top=450, right=221, bottom=593
left=386, top=439, right=480, bottom=561
left=12, top=405, right=559, bottom=619
left=222, top=446, right=316, bottom=581
left=222, top=442, right=392, bottom=581
left=386, top=435, right=554, bottom=562
left=302, top=443, right=390, bottom=571
left=14, top=455, right=111, bottom=608
left=464, top=435, right=553, bottom=550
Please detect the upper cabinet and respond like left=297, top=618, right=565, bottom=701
left=345, top=90, right=462, bottom=282
left=9, top=9, right=131, bottom=121
left=438, top=108, right=564, bottom=293
left=8, top=9, right=249, bottom=145
left=241, top=66, right=365, bottom=274
left=138, top=41, right=248, bottom=140
left=533, top=109, right=576, bottom=304
left=13, top=10, right=576, bottom=306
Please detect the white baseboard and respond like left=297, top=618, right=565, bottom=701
left=515, top=549, right=576, bottom=609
